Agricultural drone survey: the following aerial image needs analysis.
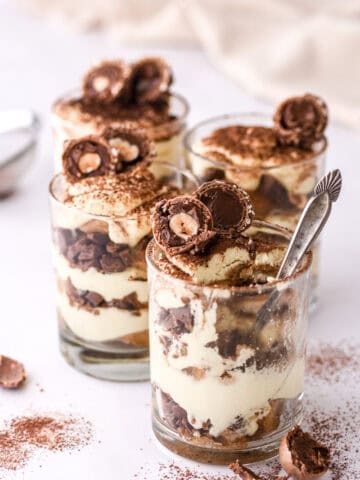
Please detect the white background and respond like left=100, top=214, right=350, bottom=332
left=0, top=1, right=359, bottom=478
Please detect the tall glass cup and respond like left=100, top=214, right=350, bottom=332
left=147, top=222, right=312, bottom=464
left=184, top=114, right=326, bottom=303
left=49, top=165, right=198, bottom=382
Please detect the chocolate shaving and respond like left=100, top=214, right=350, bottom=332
left=0, top=355, right=26, bottom=389
left=195, top=180, right=254, bottom=237
left=273, top=94, right=328, bottom=149
left=152, top=196, right=216, bottom=255
left=229, top=460, right=262, bottom=479
left=82, top=60, right=129, bottom=104
left=62, top=136, right=114, bottom=182
left=125, top=57, right=172, bottom=104
left=102, top=124, right=155, bottom=172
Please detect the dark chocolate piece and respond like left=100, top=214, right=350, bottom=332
left=152, top=196, right=216, bottom=255
left=273, top=94, right=328, bottom=149
left=125, top=57, right=172, bottom=104
left=0, top=355, right=26, bottom=389
left=229, top=460, right=262, bottom=479
left=258, top=174, right=294, bottom=210
left=102, top=125, right=154, bottom=172
left=158, top=305, right=194, bottom=336
left=62, top=136, right=114, bottom=182
left=280, top=425, right=330, bottom=479
left=82, top=60, right=129, bottom=104
left=195, top=180, right=254, bottom=237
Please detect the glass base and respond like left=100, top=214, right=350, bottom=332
left=152, top=408, right=303, bottom=465
left=59, top=332, right=149, bottom=382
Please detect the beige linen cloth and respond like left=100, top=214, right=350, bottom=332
left=23, top=0, right=360, bottom=127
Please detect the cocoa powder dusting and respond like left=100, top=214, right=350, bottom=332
left=0, top=414, right=93, bottom=472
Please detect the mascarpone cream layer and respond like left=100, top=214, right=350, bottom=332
left=58, top=292, right=148, bottom=342
left=53, top=249, right=148, bottom=302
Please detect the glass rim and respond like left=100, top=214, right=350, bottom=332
left=146, top=220, right=313, bottom=295
left=48, top=163, right=199, bottom=222
left=52, top=89, right=190, bottom=126
left=184, top=112, right=327, bottom=173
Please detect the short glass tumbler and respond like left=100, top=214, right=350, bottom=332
left=147, top=222, right=312, bottom=464
left=52, top=91, right=189, bottom=174
left=49, top=168, right=198, bottom=382
left=185, top=113, right=326, bottom=303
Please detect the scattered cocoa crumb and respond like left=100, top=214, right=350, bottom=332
left=0, top=413, right=93, bottom=472
left=0, top=355, right=26, bottom=389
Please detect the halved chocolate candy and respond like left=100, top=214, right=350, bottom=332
left=126, top=57, right=173, bottom=104
left=229, top=461, right=261, bottom=480
left=152, top=196, right=215, bottom=255
left=0, top=355, right=26, bottom=389
left=273, top=94, right=328, bottom=149
left=62, top=136, right=114, bottom=182
left=82, top=60, right=129, bottom=104
left=195, top=180, right=254, bottom=237
left=102, top=125, right=155, bottom=172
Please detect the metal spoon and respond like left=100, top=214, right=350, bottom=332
left=255, top=169, right=342, bottom=331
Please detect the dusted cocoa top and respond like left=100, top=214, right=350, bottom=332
left=53, top=57, right=181, bottom=141
left=194, top=93, right=327, bottom=169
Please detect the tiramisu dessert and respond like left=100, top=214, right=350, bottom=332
left=52, top=57, right=189, bottom=176
left=146, top=180, right=312, bottom=463
left=50, top=126, right=182, bottom=381
left=185, top=95, right=327, bottom=296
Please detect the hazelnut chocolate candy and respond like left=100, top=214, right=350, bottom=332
left=102, top=125, right=155, bottom=172
left=126, top=57, right=173, bottom=104
left=229, top=461, right=262, bottom=479
left=152, top=196, right=215, bottom=255
left=279, top=425, right=330, bottom=480
left=195, top=180, right=254, bottom=237
left=62, top=136, right=114, bottom=182
left=0, top=355, right=26, bottom=389
left=273, top=94, right=328, bottom=149
left=82, top=60, right=129, bottom=104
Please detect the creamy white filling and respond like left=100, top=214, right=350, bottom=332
left=150, top=293, right=304, bottom=437
left=58, top=291, right=148, bottom=342
left=53, top=249, right=148, bottom=302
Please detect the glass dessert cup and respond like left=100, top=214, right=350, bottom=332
left=52, top=90, right=189, bottom=176
left=49, top=166, right=198, bottom=382
left=146, top=222, right=312, bottom=464
left=184, top=113, right=326, bottom=305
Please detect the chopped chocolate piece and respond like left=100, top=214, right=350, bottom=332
left=82, top=60, right=129, bottom=104
left=86, top=232, right=109, bottom=246
left=195, top=180, right=254, bottom=237
left=110, top=292, right=147, bottom=311
left=279, top=425, right=330, bottom=480
left=229, top=460, right=262, bottom=479
left=158, top=305, right=194, bottom=336
left=62, top=136, right=114, bottom=182
left=152, top=196, right=216, bottom=255
left=0, top=355, right=26, bottom=389
left=160, top=390, right=194, bottom=436
left=100, top=253, right=127, bottom=273
left=273, top=94, right=328, bottom=149
left=102, top=124, right=154, bottom=172
left=257, top=174, right=294, bottom=210
left=84, top=291, right=104, bottom=308
left=126, top=57, right=172, bottom=104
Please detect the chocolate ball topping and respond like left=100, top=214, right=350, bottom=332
left=279, top=425, right=330, bottom=480
left=83, top=60, right=129, bottom=104
left=126, top=57, right=173, bottom=104
left=102, top=125, right=155, bottom=173
left=152, top=196, right=216, bottom=255
left=195, top=180, right=254, bottom=237
left=62, top=136, right=114, bottom=182
left=273, top=94, right=328, bottom=149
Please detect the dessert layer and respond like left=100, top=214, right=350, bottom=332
left=53, top=248, right=147, bottom=302
left=58, top=291, right=148, bottom=342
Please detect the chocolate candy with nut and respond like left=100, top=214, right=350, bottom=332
left=152, top=196, right=216, bottom=255
left=273, top=94, right=328, bottom=149
left=0, top=355, right=26, bottom=389
left=83, top=60, right=130, bottom=104
left=102, top=125, right=155, bottom=173
left=62, top=136, right=114, bottom=182
left=126, top=57, right=173, bottom=104
left=195, top=180, right=254, bottom=237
